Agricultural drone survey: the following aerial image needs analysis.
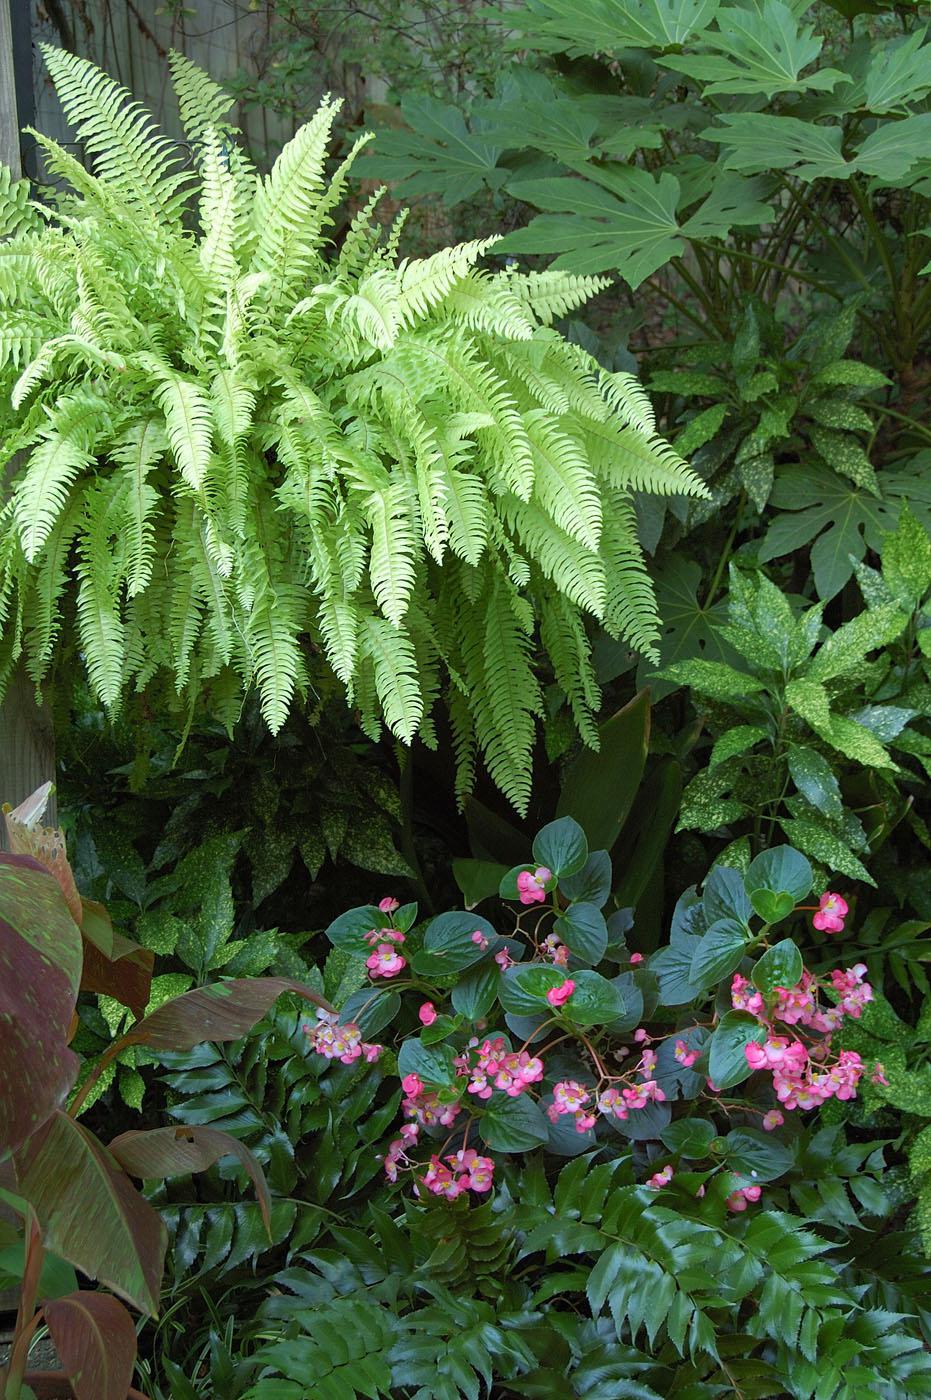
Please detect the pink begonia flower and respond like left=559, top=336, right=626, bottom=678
left=494, top=947, right=513, bottom=971
left=304, top=1009, right=383, bottom=1066
left=597, top=1087, right=628, bottom=1120
left=542, top=932, right=570, bottom=966
left=762, top=1109, right=785, bottom=1131
left=647, top=1164, right=674, bottom=1189
left=813, top=891, right=848, bottom=933
left=379, top=896, right=400, bottom=913
left=423, top=1155, right=463, bottom=1200
left=401, top=1073, right=423, bottom=1097
left=629, top=952, right=644, bottom=964
left=418, top=1001, right=438, bottom=1026
left=364, top=926, right=405, bottom=947
left=516, top=866, right=552, bottom=905
left=726, top=1184, right=761, bottom=1212
left=446, top=1148, right=495, bottom=1193
left=871, top=1062, right=889, bottom=1086
left=674, top=1039, right=699, bottom=1068
left=366, top=942, right=406, bottom=978
left=471, top=929, right=490, bottom=951
left=731, top=973, right=764, bottom=1017
left=633, top=1028, right=649, bottom=1043
left=546, top=978, right=576, bottom=1008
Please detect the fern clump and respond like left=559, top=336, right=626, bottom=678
left=0, top=47, right=706, bottom=810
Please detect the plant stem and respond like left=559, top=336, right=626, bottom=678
left=703, top=491, right=746, bottom=609
left=2, top=1207, right=44, bottom=1399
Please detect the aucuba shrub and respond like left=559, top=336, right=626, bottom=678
left=309, top=819, right=887, bottom=1209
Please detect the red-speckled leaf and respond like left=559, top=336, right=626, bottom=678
left=122, top=976, right=332, bottom=1052
left=3, top=785, right=82, bottom=925
left=13, top=1111, right=166, bottom=1316
left=109, top=1125, right=271, bottom=1233
left=81, top=921, right=154, bottom=1020
left=0, top=853, right=82, bottom=1153
left=44, top=1291, right=137, bottom=1400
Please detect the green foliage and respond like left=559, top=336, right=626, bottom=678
left=664, top=509, right=931, bottom=873
left=0, top=48, right=705, bottom=814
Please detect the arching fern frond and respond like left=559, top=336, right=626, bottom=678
left=40, top=45, right=192, bottom=224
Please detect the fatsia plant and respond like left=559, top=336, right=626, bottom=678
left=0, top=786, right=330, bottom=1400
left=0, top=47, right=705, bottom=813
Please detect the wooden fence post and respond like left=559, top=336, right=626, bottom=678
left=0, top=0, right=56, bottom=836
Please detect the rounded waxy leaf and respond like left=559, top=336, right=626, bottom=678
left=554, top=901, right=608, bottom=965
left=0, top=853, right=82, bottom=1153
left=339, top=987, right=401, bottom=1037
left=453, top=859, right=508, bottom=908
left=451, top=962, right=500, bottom=1021
left=498, top=963, right=565, bottom=1016
left=396, top=1037, right=457, bottom=1088
left=724, top=1127, right=793, bottom=1185
left=478, top=1094, right=549, bottom=1153
left=749, top=889, right=796, bottom=923
left=702, top=866, right=753, bottom=927
left=324, top=905, right=386, bottom=949
left=411, top=912, right=498, bottom=976
left=708, top=1010, right=768, bottom=1091
left=605, top=1097, right=671, bottom=1141
left=745, top=846, right=813, bottom=903
left=563, top=969, right=625, bottom=1028
left=532, top=816, right=588, bottom=878
left=559, top=851, right=613, bottom=908
left=689, top=918, right=749, bottom=992
left=660, top=1118, right=717, bottom=1159
left=751, top=938, right=804, bottom=996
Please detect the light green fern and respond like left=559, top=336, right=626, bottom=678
left=0, top=47, right=708, bottom=811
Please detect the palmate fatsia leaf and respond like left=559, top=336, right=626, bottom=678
left=503, top=166, right=773, bottom=288
left=353, top=95, right=508, bottom=203
left=660, top=0, right=848, bottom=97
left=505, top=0, right=721, bottom=54
left=0, top=49, right=704, bottom=813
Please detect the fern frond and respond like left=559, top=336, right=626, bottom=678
left=540, top=594, right=600, bottom=747
left=506, top=498, right=606, bottom=618
left=585, top=418, right=708, bottom=499
left=509, top=268, right=612, bottom=324
left=446, top=272, right=535, bottom=340
left=479, top=577, right=542, bottom=814
left=251, top=96, right=343, bottom=308
left=396, top=239, right=497, bottom=328
left=601, top=493, right=661, bottom=657
left=198, top=133, right=245, bottom=289
left=12, top=389, right=106, bottom=560
left=0, top=166, right=39, bottom=238
left=40, top=45, right=192, bottom=224
left=145, top=361, right=214, bottom=494
left=110, top=420, right=165, bottom=596
left=74, top=483, right=126, bottom=709
left=362, top=613, right=423, bottom=743
left=168, top=51, right=236, bottom=147
left=599, top=369, right=657, bottom=435
left=367, top=484, right=417, bottom=625
left=25, top=497, right=82, bottom=680
left=528, top=416, right=602, bottom=550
